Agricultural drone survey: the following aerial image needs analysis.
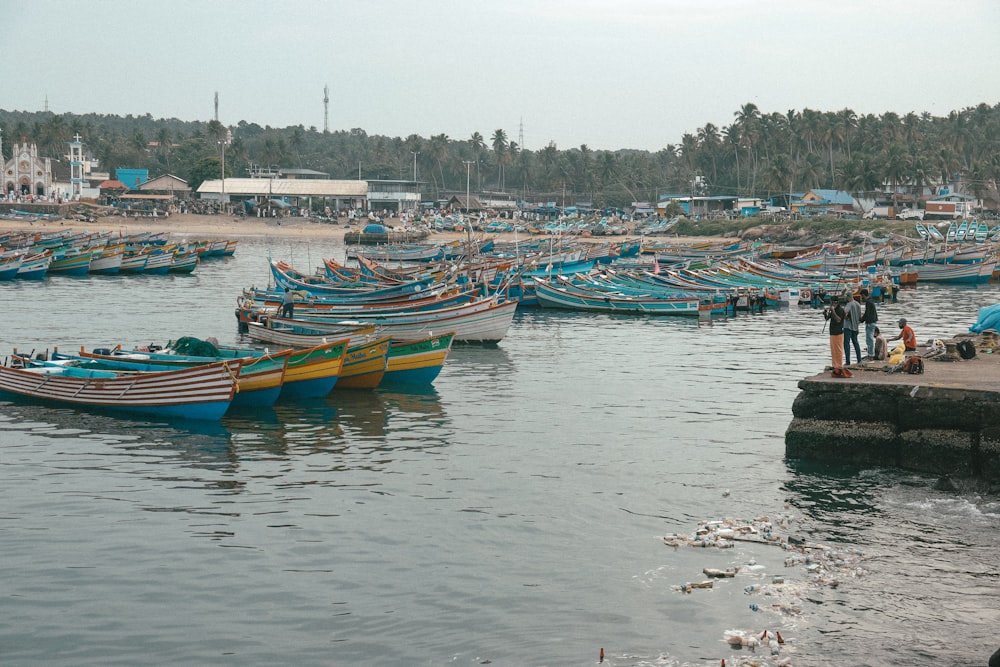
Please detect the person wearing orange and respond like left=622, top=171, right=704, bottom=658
left=824, top=296, right=852, bottom=378
left=889, top=318, right=917, bottom=351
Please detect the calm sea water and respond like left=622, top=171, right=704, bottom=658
left=2, top=230, right=999, bottom=667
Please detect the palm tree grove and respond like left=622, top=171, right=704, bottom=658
left=2, top=102, right=998, bottom=212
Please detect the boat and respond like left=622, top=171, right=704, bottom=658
left=531, top=276, right=701, bottom=315
left=955, top=220, right=969, bottom=242
left=381, top=332, right=454, bottom=386
left=0, top=254, right=23, bottom=280
left=89, top=243, right=125, bottom=274
left=168, top=250, right=199, bottom=273
left=15, top=251, right=52, bottom=279
left=0, top=353, right=240, bottom=420
left=244, top=319, right=380, bottom=349
left=68, top=344, right=293, bottom=409
left=926, top=224, right=946, bottom=242
left=915, top=222, right=929, bottom=241
left=335, top=337, right=391, bottom=389
left=251, top=298, right=519, bottom=344
left=276, top=338, right=351, bottom=399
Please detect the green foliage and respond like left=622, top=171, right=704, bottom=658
left=2, top=102, right=998, bottom=208
left=188, top=156, right=223, bottom=192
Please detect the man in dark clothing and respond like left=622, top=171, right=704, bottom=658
left=280, top=287, right=296, bottom=318
left=860, top=288, right=878, bottom=360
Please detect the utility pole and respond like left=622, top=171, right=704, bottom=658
left=411, top=151, right=419, bottom=181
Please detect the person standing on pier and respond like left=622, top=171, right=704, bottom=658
left=825, top=296, right=851, bottom=378
left=859, top=288, right=878, bottom=359
left=843, top=293, right=863, bottom=365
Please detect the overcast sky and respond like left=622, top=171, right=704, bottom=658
left=7, top=0, right=999, bottom=152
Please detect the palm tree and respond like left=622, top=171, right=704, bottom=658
left=155, top=127, right=172, bottom=171
left=733, top=102, right=760, bottom=194
left=428, top=133, right=450, bottom=190
left=491, top=129, right=508, bottom=189
left=469, top=131, right=485, bottom=189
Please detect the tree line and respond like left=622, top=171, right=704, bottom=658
left=1, top=102, right=998, bottom=208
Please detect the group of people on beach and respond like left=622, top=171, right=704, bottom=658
left=824, top=290, right=916, bottom=377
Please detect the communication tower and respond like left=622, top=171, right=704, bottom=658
left=214, top=92, right=219, bottom=121
left=324, top=85, right=329, bottom=133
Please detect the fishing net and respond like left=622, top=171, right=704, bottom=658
left=169, top=336, right=221, bottom=357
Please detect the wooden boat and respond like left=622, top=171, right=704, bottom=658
left=381, top=332, right=454, bottom=386
left=0, top=354, right=240, bottom=420
left=335, top=337, right=391, bottom=389
left=0, top=254, right=22, bottom=280
left=168, top=250, right=199, bottom=273
left=143, top=250, right=176, bottom=274
left=69, top=345, right=293, bottom=409
left=915, top=222, right=929, bottom=241
left=910, top=259, right=997, bottom=283
left=252, top=298, right=519, bottom=344
left=48, top=247, right=94, bottom=275
left=89, top=243, right=125, bottom=274
left=245, top=319, right=379, bottom=349
left=926, top=224, right=946, bottom=242
left=277, top=338, right=350, bottom=399
left=15, top=251, right=52, bottom=279
left=119, top=249, right=150, bottom=273
left=531, top=276, right=701, bottom=315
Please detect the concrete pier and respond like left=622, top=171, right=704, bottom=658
left=785, top=334, right=1000, bottom=485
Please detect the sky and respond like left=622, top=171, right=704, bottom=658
left=6, top=0, right=1000, bottom=152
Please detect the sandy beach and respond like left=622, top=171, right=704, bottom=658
left=1, top=212, right=723, bottom=246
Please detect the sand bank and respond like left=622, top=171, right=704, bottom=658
left=2, top=212, right=725, bottom=246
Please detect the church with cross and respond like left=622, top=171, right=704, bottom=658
left=1, top=129, right=55, bottom=198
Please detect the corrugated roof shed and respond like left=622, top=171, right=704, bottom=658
left=197, top=178, right=367, bottom=197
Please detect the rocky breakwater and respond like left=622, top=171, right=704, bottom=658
left=785, top=333, right=1000, bottom=488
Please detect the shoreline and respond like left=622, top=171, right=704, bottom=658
left=0, top=213, right=726, bottom=246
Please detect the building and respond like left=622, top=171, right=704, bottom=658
left=197, top=177, right=368, bottom=212
left=368, top=179, right=422, bottom=213
left=795, top=189, right=858, bottom=215
left=1, top=135, right=54, bottom=198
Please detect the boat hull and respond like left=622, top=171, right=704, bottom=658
left=0, top=359, right=238, bottom=420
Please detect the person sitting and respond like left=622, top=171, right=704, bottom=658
left=873, top=326, right=888, bottom=360
left=888, top=318, right=917, bottom=351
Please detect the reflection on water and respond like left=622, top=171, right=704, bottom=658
left=5, top=239, right=1000, bottom=666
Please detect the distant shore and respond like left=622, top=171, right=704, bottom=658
left=1, top=213, right=727, bottom=246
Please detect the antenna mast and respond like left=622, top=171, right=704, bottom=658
left=214, top=92, right=219, bottom=121
left=324, top=85, right=330, bottom=133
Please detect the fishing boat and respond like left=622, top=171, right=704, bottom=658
left=0, top=254, right=23, bottom=280
left=926, top=224, right=946, bottom=242
left=15, top=251, right=53, bottom=279
left=0, top=353, right=240, bottom=420
left=335, top=337, right=391, bottom=389
left=244, top=319, right=379, bottom=349
left=915, top=222, right=929, bottom=241
left=274, top=338, right=350, bottom=398
left=89, top=243, right=125, bottom=274
left=381, top=332, right=455, bottom=387
left=252, top=298, right=519, bottom=344
left=68, top=344, right=293, bottom=409
left=168, top=250, right=199, bottom=273
left=531, top=276, right=701, bottom=315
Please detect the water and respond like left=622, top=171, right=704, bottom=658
left=2, top=234, right=999, bottom=666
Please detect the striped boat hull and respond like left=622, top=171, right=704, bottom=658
left=0, top=360, right=239, bottom=420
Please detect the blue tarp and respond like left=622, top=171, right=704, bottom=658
left=363, top=224, right=387, bottom=234
left=970, top=303, right=1000, bottom=333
